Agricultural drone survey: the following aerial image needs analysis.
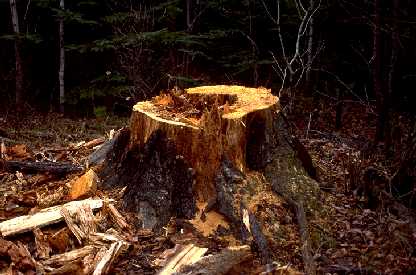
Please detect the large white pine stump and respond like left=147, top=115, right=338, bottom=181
left=98, top=85, right=320, bottom=267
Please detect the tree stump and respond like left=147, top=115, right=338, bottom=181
left=99, top=85, right=320, bottom=268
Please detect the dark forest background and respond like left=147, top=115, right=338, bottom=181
left=1, top=0, right=416, bottom=138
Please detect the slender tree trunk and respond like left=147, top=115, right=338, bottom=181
left=184, top=0, right=192, bottom=77
left=306, top=0, right=314, bottom=84
left=9, top=0, right=23, bottom=110
left=186, top=0, right=191, bottom=30
left=385, top=0, right=400, bottom=154
left=373, top=0, right=384, bottom=142
left=59, top=0, right=65, bottom=113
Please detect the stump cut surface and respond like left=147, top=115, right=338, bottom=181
left=129, top=85, right=279, bottom=200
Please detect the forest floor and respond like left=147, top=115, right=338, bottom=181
left=0, top=99, right=415, bottom=274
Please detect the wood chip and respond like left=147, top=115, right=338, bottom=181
left=33, top=227, right=51, bottom=259
left=69, top=169, right=99, bottom=200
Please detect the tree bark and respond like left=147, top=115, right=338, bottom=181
left=9, top=0, right=24, bottom=110
left=373, top=0, right=385, bottom=142
left=306, top=0, right=314, bottom=84
left=97, top=85, right=320, bottom=271
left=385, top=0, right=400, bottom=153
left=59, top=0, right=65, bottom=113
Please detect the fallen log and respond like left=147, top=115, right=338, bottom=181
left=2, top=160, right=82, bottom=174
left=0, top=198, right=105, bottom=237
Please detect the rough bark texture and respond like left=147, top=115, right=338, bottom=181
left=98, top=85, right=320, bottom=271
left=9, top=0, right=24, bottom=109
left=59, top=0, right=65, bottom=113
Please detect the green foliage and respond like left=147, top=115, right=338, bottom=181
left=51, top=8, right=98, bottom=25
left=93, top=106, right=107, bottom=118
left=0, top=33, right=43, bottom=44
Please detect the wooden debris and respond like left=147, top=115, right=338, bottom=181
left=33, top=228, right=51, bottom=259
left=83, top=246, right=108, bottom=274
left=61, top=203, right=97, bottom=244
left=157, top=244, right=208, bottom=275
left=42, top=262, right=83, bottom=274
left=7, top=144, right=31, bottom=160
left=69, top=169, right=99, bottom=200
left=37, top=186, right=66, bottom=208
left=0, top=198, right=105, bottom=237
left=105, top=202, right=129, bottom=230
left=89, top=232, right=122, bottom=245
left=83, top=137, right=106, bottom=149
left=87, top=129, right=127, bottom=169
left=48, top=227, right=71, bottom=253
left=0, top=141, right=7, bottom=159
left=176, top=245, right=251, bottom=275
left=0, top=239, right=36, bottom=271
left=92, top=241, right=128, bottom=275
left=285, top=198, right=316, bottom=275
left=2, top=160, right=82, bottom=174
left=41, top=245, right=97, bottom=266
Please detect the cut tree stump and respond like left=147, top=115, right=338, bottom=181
left=98, top=85, right=321, bottom=271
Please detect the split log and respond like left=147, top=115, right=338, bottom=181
left=60, top=203, right=97, bottom=244
left=92, top=241, right=128, bottom=275
left=0, top=198, right=105, bottom=237
left=175, top=245, right=251, bottom=275
left=157, top=244, right=208, bottom=275
left=99, top=85, right=321, bottom=271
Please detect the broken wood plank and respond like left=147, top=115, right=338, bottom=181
left=83, top=246, right=108, bottom=274
left=157, top=244, right=208, bottom=275
left=2, top=160, right=82, bottom=174
left=0, top=198, right=105, bottom=237
left=61, top=203, right=97, bottom=245
left=89, top=232, right=123, bottom=244
left=41, top=245, right=97, bottom=266
left=175, top=245, right=251, bottom=275
left=105, top=202, right=129, bottom=230
left=92, top=241, right=127, bottom=275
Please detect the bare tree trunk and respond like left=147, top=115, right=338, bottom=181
left=59, top=0, right=65, bottom=113
left=306, top=0, right=314, bottom=84
left=373, top=0, right=385, bottom=142
left=186, top=0, right=191, bottom=30
left=385, top=0, right=400, bottom=153
left=9, top=0, right=23, bottom=110
left=184, top=0, right=192, bottom=77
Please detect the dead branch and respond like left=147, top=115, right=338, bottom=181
left=0, top=198, right=105, bottom=237
left=2, top=160, right=82, bottom=174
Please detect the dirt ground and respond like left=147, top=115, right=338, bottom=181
left=0, top=101, right=415, bottom=274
